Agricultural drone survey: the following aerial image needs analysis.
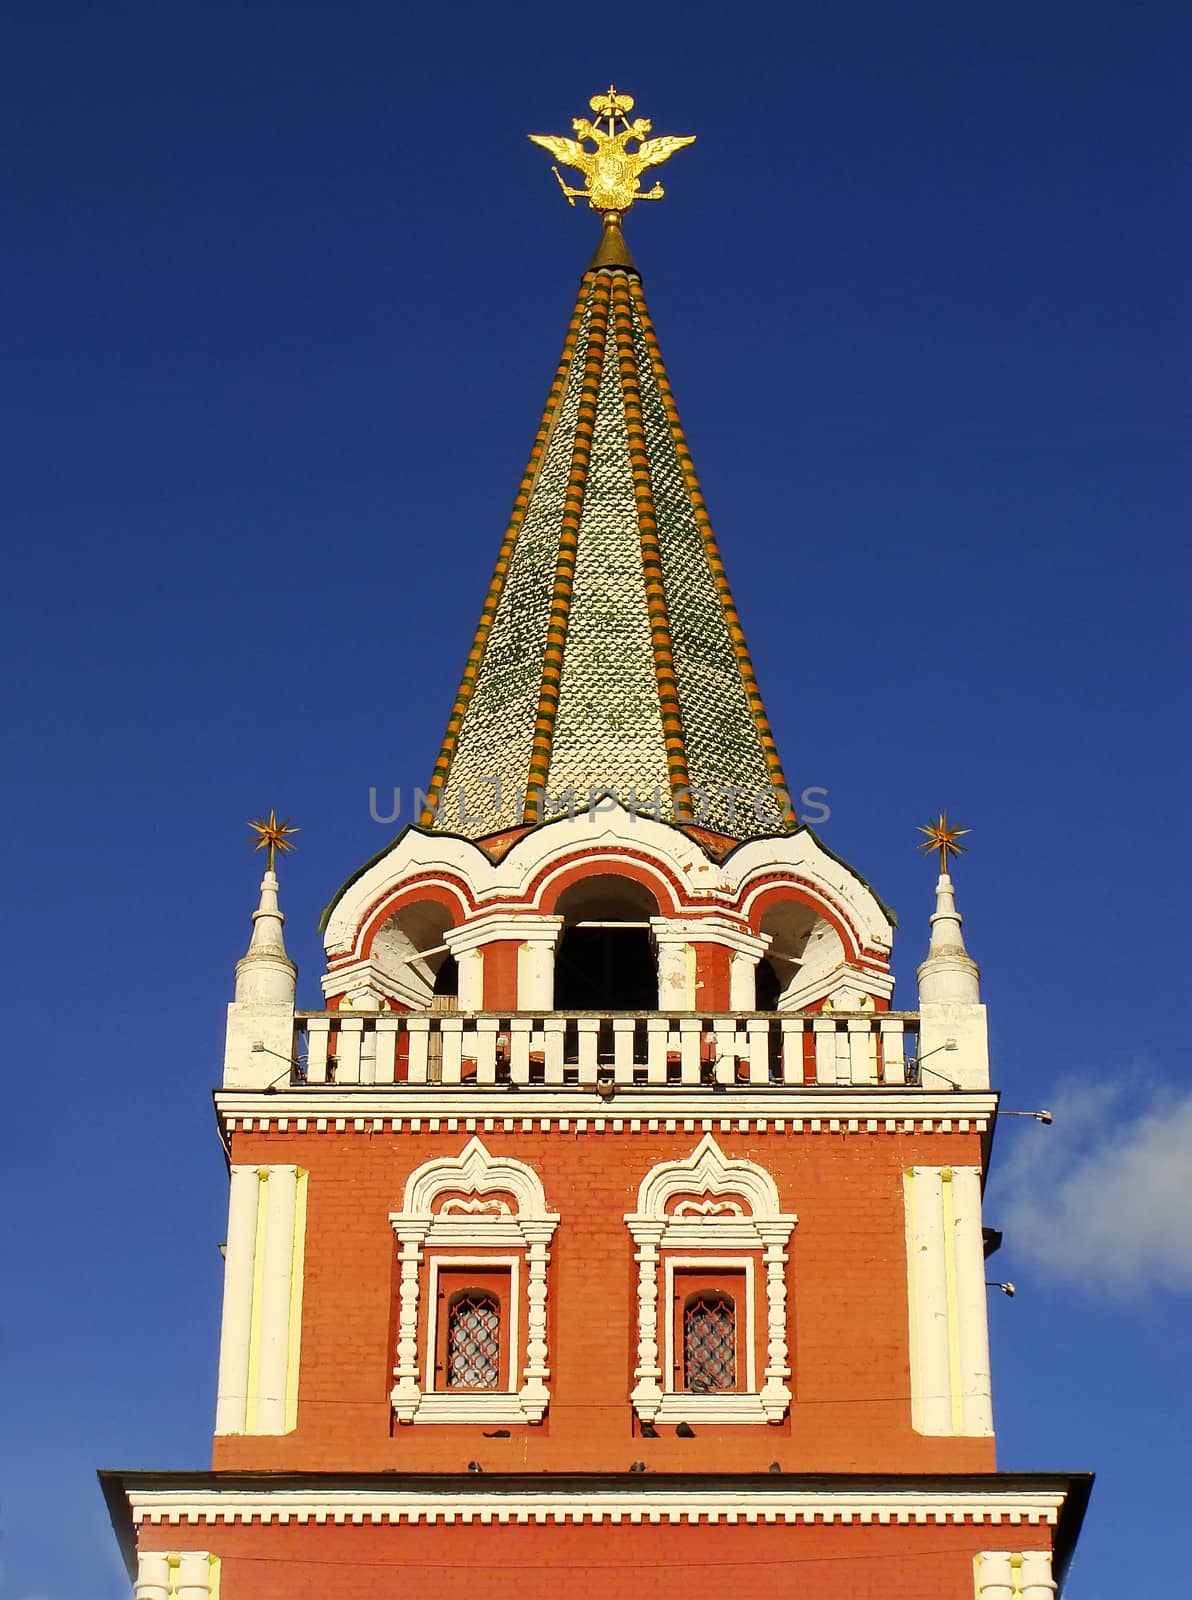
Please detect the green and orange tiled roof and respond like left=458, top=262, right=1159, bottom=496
left=420, top=221, right=794, bottom=843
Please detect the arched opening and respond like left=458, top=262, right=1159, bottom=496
left=754, top=957, right=782, bottom=1011
left=445, top=1289, right=501, bottom=1389
left=371, top=899, right=458, bottom=1008
left=757, top=896, right=844, bottom=1009
left=682, top=1290, right=736, bottom=1393
left=553, top=874, right=659, bottom=1010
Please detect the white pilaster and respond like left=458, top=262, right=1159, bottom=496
left=391, top=1226, right=427, bottom=1421
left=175, top=1552, right=218, bottom=1600
left=253, top=1164, right=299, bottom=1435
left=214, top=1164, right=259, bottom=1434
left=1018, top=1550, right=1057, bottom=1598
left=951, top=1164, right=994, bottom=1435
left=629, top=1223, right=665, bottom=1420
left=905, top=1165, right=951, bottom=1434
left=134, top=1553, right=172, bottom=1600
left=520, top=1220, right=553, bottom=1414
left=974, top=1551, right=1016, bottom=1599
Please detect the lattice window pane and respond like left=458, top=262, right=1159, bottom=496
left=447, top=1293, right=501, bottom=1388
left=683, top=1292, right=735, bottom=1391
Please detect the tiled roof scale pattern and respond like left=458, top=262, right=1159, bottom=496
left=424, top=251, right=793, bottom=842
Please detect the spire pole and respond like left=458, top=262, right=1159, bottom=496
left=916, top=813, right=980, bottom=1005
left=235, top=812, right=298, bottom=1005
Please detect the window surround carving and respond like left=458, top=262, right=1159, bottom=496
left=625, top=1134, right=796, bottom=1424
left=389, top=1137, right=558, bottom=1424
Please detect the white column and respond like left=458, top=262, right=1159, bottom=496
left=520, top=1221, right=554, bottom=1419
left=518, top=938, right=556, bottom=1009
left=757, top=1221, right=794, bottom=1421
left=974, top=1551, right=1016, bottom=1599
left=134, top=1553, right=172, bottom=1600
left=175, top=1553, right=217, bottom=1600
left=905, top=1166, right=952, bottom=1434
left=1018, top=1550, right=1057, bottom=1599
left=214, top=1164, right=260, bottom=1434
left=390, top=1226, right=426, bottom=1421
left=628, top=1223, right=664, bottom=1419
left=951, top=1164, right=994, bottom=1435
left=254, top=1164, right=298, bottom=1434
left=456, top=947, right=483, bottom=1010
left=652, top=929, right=691, bottom=1009
left=729, top=948, right=759, bottom=1009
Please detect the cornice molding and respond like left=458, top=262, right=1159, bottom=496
left=216, top=1088, right=997, bottom=1138
left=126, top=1483, right=1066, bottom=1528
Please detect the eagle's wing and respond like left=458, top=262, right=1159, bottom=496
left=635, top=134, right=696, bottom=171
left=528, top=134, right=592, bottom=174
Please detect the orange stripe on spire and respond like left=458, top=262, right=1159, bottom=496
left=611, top=274, right=693, bottom=822
left=521, top=273, right=614, bottom=825
left=419, top=275, right=592, bottom=828
left=628, top=276, right=797, bottom=829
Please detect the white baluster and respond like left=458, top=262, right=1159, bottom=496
left=646, top=1018, right=668, bottom=1084
left=406, top=1017, right=430, bottom=1084
left=373, top=1018, right=398, bottom=1084
left=880, top=1018, right=907, bottom=1084
left=305, top=1017, right=330, bottom=1083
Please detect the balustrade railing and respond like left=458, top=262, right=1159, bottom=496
left=290, top=1011, right=921, bottom=1089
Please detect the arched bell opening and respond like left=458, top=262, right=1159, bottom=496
left=371, top=899, right=459, bottom=1009
left=552, top=874, right=659, bottom=1011
left=754, top=956, right=783, bottom=1012
left=757, top=896, right=846, bottom=1010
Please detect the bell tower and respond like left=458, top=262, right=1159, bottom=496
left=103, top=91, right=1089, bottom=1598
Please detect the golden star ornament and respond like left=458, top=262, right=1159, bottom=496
left=917, top=812, right=971, bottom=875
left=248, top=809, right=299, bottom=872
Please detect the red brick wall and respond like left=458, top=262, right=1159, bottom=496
left=213, top=1125, right=995, bottom=1476
left=138, top=1517, right=1045, bottom=1600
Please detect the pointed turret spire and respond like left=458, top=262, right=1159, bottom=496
left=419, top=93, right=793, bottom=845
left=916, top=815, right=980, bottom=1004
left=235, top=814, right=298, bottom=1005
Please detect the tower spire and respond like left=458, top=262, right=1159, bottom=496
left=916, top=813, right=980, bottom=1004
left=419, top=92, right=792, bottom=844
left=235, top=813, right=298, bottom=1004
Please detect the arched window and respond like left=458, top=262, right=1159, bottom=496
left=683, top=1290, right=736, bottom=1392
left=553, top=875, right=660, bottom=1010
left=446, top=1290, right=501, bottom=1390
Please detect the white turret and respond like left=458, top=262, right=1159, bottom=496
left=914, top=825, right=989, bottom=1090
left=224, top=832, right=299, bottom=1088
left=234, top=867, right=297, bottom=1006
left=916, top=872, right=980, bottom=1005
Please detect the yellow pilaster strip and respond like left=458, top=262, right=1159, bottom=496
left=628, top=277, right=796, bottom=828
left=522, top=271, right=613, bottom=824
left=941, top=1167, right=965, bottom=1434
left=243, top=1168, right=269, bottom=1434
left=284, top=1169, right=307, bottom=1432
left=419, top=274, right=593, bottom=827
left=611, top=273, right=693, bottom=820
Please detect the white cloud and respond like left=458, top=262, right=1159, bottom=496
left=991, top=1073, right=1192, bottom=1297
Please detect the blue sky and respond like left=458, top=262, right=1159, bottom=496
left=0, top=1, right=1186, bottom=1594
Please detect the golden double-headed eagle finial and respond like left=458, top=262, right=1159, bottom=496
left=529, top=86, right=695, bottom=216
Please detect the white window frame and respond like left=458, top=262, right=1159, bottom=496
left=665, top=1255, right=756, bottom=1397
left=625, top=1134, right=796, bottom=1425
left=389, top=1137, right=558, bottom=1425
left=426, top=1254, right=521, bottom=1395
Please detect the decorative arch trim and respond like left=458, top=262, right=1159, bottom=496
left=401, top=1136, right=553, bottom=1221
left=389, top=1139, right=559, bottom=1426
left=625, top=1137, right=796, bottom=1425
left=633, top=1133, right=783, bottom=1221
